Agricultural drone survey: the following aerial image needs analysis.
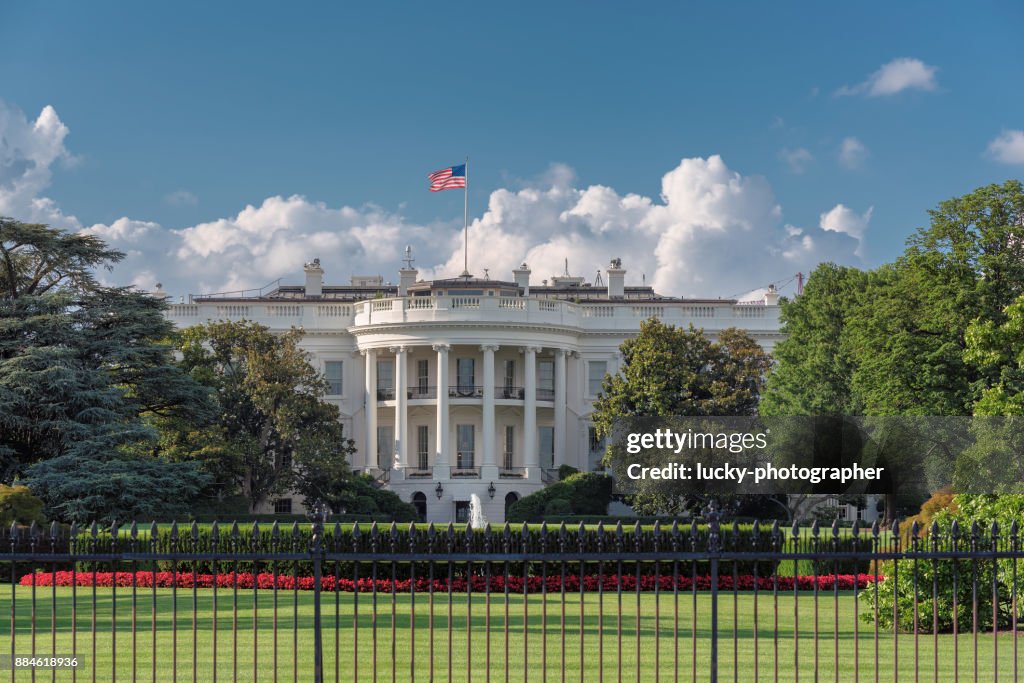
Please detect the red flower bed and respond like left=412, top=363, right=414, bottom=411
left=21, top=571, right=881, bottom=593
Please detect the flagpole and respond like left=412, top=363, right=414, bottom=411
left=462, top=156, right=469, bottom=277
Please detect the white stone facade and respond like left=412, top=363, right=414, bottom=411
left=164, top=260, right=783, bottom=523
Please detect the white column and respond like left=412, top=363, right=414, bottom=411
left=481, top=344, right=498, bottom=470
left=523, top=346, right=539, bottom=469
left=554, top=348, right=567, bottom=466
left=392, top=346, right=408, bottom=469
left=364, top=349, right=377, bottom=470
left=433, top=344, right=450, bottom=469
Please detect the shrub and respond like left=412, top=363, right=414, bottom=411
left=544, top=498, right=572, bottom=516
left=864, top=494, right=1022, bottom=633
left=506, top=473, right=613, bottom=523
left=557, top=465, right=579, bottom=480
left=0, top=485, right=45, bottom=528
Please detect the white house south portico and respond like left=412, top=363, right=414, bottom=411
left=165, top=253, right=784, bottom=524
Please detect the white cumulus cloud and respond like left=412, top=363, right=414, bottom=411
left=0, top=101, right=81, bottom=228
left=987, top=130, right=1024, bottom=165
left=836, top=58, right=938, bottom=97
left=2, top=102, right=868, bottom=302
left=819, top=203, right=873, bottom=257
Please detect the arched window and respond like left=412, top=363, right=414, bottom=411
left=504, top=492, right=520, bottom=518
left=412, top=492, right=427, bottom=522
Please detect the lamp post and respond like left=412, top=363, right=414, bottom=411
left=435, top=482, right=444, bottom=499
left=487, top=482, right=496, bottom=499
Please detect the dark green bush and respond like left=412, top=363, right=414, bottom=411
left=507, top=473, right=614, bottom=523
left=544, top=498, right=572, bottom=516
left=0, top=485, right=45, bottom=528
left=864, top=495, right=1024, bottom=633
left=557, top=465, right=579, bottom=480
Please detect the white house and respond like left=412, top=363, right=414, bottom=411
left=164, top=253, right=784, bottom=523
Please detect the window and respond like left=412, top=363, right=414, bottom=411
left=417, top=359, right=429, bottom=394
left=538, top=360, right=554, bottom=391
left=504, top=360, right=515, bottom=389
left=504, top=425, right=515, bottom=469
left=377, top=426, right=394, bottom=468
left=324, top=361, right=343, bottom=395
left=274, top=499, right=292, bottom=514
left=457, top=358, right=475, bottom=394
left=455, top=501, right=470, bottom=524
left=417, top=425, right=430, bottom=470
left=377, top=359, right=394, bottom=399
left=456, top=424, right=474, bottom=468
left=588, top=426, right=606, bottom=471
left=587, top=361, right=607, bottom=397
left=539, top=426, right=554, bottom=469
left=538, top=360, right=554, bottom=400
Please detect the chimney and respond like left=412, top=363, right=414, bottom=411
left=763, top=283, right=779, bottom=306
left=399, top=245, right=418, bottom=295
left=606, top=257, right=625, bottom=298
left=304, top=258, right=324, bottom=297
left=513, top=262, right=531, bottom=296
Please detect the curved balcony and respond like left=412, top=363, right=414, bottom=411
left=350, top=295, right=781, bottom=334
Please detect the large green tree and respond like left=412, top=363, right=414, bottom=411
left=760, top=263, right=867, bottom=416
left=593, top=319, right=772, bottom=515
left=0, top=218, right=214, bottom=521
left=846, top=181, right=1024, bottom=415
left=176, top=320, right=353, bottom=510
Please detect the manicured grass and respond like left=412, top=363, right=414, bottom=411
left=2, top=585, right=1011, bottom=681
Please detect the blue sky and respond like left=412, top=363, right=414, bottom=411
left=1, top=2, right=1022, bottom=299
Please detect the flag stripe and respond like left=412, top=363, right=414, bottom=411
left=428, top=164, right=467, bottom=191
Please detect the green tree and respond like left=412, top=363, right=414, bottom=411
left=965, top=293, right=1024, bottom=416
left=176, top=320, right=352, bottom=510
left=760, top=263, right=867, bottom=416
left=846, top=181, right=1024, bottom=415
left=593, top=320, right=770, bottom=429
left=0, top=219, right=214, bottom=522
left=592, top=320, right=772, bottom=515
left=951, top=294, right=1024, bottom=492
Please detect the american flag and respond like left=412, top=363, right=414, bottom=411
left=428, top=164, right=467, bottom=192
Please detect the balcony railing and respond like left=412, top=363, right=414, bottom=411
left=499, top=467, right=526, bottom=478
left=451, top=466, right=481, bottom=478
left=376, top=387, right=396, bottom=401
left=536, top=388, right=555, bottom=401
left=448, top=385, right=484, bottom=398
left=408, top=385, right=437, bottom=399
left=406, top=468, right=433, bottom=478
left=496, top=386, right=525, bottom=400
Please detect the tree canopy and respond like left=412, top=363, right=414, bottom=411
left=0, top=218, right=215, bottom=522
left=592, top=319, right=772, bottom=515
left=175, top=320, right=353, bottom=510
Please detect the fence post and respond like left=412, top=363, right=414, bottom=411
left=706, top=500, right=723, bottom=683
left=309, top=504, right=326, bottom=683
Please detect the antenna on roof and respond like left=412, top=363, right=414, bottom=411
left=402, top=245, right=415, bottom=269
left=564, top=258, right=570, bottom=276
left=594, top=270, right=604, bottom=287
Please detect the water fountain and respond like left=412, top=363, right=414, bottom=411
left=469, top=493, right=487, bottom=529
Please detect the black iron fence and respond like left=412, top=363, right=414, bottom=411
left=1, top=513, right=1022, bottom=681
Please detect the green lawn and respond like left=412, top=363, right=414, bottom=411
left=1, top=585, right=1014, bottom=681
